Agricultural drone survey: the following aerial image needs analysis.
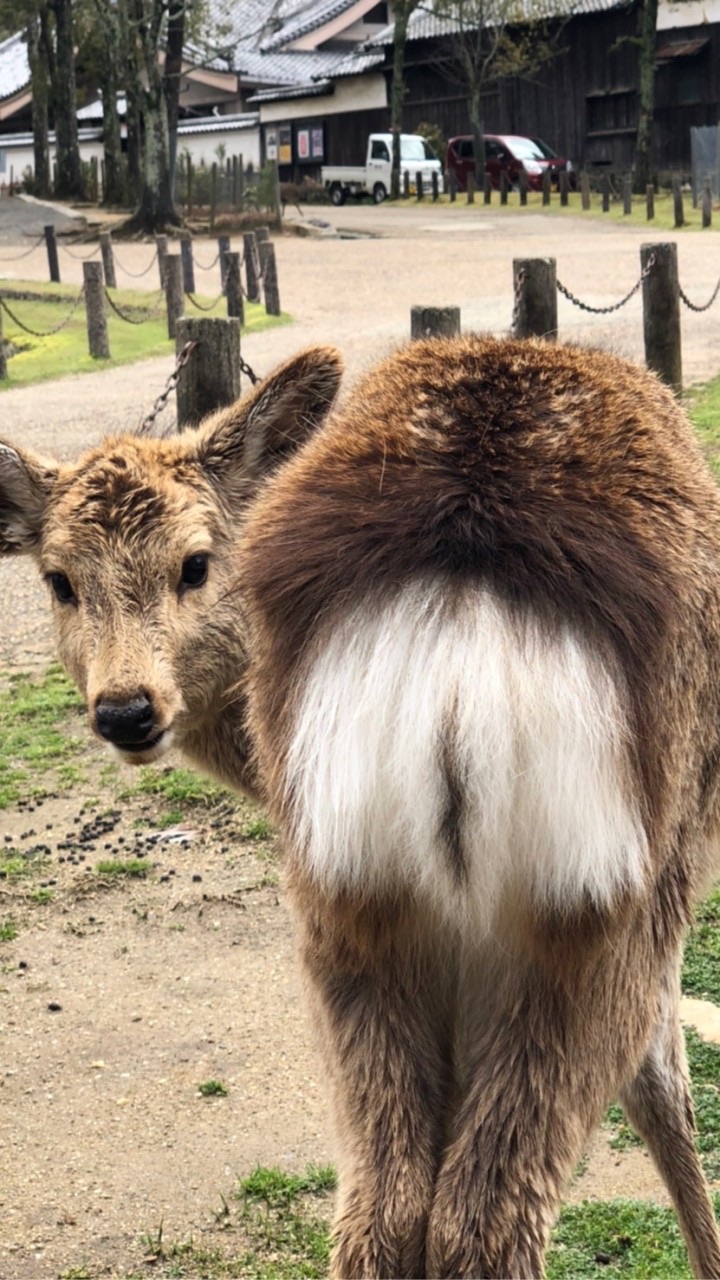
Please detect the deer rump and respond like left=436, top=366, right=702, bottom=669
left=238, top=335, right=720, bottom=1278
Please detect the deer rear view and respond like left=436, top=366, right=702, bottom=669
left=2, top=335, right=720, bottom=1278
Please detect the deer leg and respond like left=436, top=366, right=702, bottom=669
left=619, top=953, right=720, bottom=1280
left=426, top=925, right=661, bottom=1279
left=292, top=882, right=456, bottom=1280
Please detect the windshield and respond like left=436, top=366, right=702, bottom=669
left=401, top=136, right=433, bottom=162
left=508, top=137, right=558, bottom=161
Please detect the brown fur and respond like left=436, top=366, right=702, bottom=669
left=2, top=335, right=720, bottom=1277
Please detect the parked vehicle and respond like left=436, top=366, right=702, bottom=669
left=446, top=134, right=574, bottom=193
left=322, top=133, right=443, bottom=205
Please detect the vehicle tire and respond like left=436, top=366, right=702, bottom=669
left=330, top=184, right=346, bottom=207
left=373, top=182, right=387, bottom=204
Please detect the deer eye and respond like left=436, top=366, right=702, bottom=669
left=47, top=572, right=77, bottom=605
left=180, top=553, right=209, bottom=590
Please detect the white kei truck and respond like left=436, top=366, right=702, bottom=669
left=321, top=133, right=443, bottom=205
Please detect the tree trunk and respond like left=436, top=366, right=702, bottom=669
left=390, top=2, right=415, bottom=200
left=163, top=0, right=185, bottom=199
left=634, top=0, right=659, bottom=192
left=94, top=0, right=125, bottom=205
left=468, top=87, right=486, bottom=181
left=118, top=0, right=142, bottom=203
left=27, top=12, right=51, bottom=198
left=50, top=0, right=84, bottom=199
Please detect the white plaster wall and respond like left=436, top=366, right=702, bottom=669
left=259, top=74, right=387, bottom=124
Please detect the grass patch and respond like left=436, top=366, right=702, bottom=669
left=0, top=664, right=85, bottom=808
left=119, top=765, right=232, bottom=808
left=242, top=816, right=273, bottom=841
left=682, top=887, right=720, bottom=1002
left=95, top=859, right=149, bottom=878
left=0, top=283, right=290, bottom=389
left=547, top=1198, right=695, bottom=1279
left=198, top=1079, right=228, bottom=1097
left=0, top=919, right=17, bottom=942
left=427, top=187, right=717, bottom=233
left=686, top=376, right=720, bottom=479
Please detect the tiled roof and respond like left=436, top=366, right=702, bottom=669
left=365, top=0, right=631, bottom=44
left=233, top=47, right=350, bottom=84
left=260, top=0, right=359, bottom=51
left=247, top=78, right=333, bottom=103
left=177, top=111, right=260, bottom=134
left=0, top=32, right=30, bottom=103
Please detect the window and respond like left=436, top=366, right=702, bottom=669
left=371, top=139, right=390, bottom=162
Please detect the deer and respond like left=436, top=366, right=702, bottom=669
left=2, top=334, right=720, bottom=1279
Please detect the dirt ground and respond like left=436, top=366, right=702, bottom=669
left=2, top=197, right=720, bottom=1279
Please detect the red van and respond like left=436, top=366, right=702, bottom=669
left=446, top=134, right=574, bottom=192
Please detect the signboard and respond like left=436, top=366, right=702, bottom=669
left=265, top=127, right=278, bottom=161
left=295, top=122, right=325, bottom=165
left=278, top=125, right=292, bottom=165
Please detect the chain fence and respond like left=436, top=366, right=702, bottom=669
left=185, top=291, right=224, bottom=313
left=679, top=276, right=720, bottom=313
left=555, top=252, right=657, bottom=316
left=112, top=248, right=159, bottom=279
left=0, top=235, right=45, bottom=262
left=0, top=287, right=85, bottom=337
left=58, top=241, right=101, bottom=261
left=103, top=287, right=166, bottom=325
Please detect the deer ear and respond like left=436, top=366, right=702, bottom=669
left=196, top=346, right=343, bottom=484
left=0, top=442, right=59, bottom=554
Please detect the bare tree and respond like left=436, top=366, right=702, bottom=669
left=390, top=0, right=422, bottom=199
left=428, top=0, right=560, bottom=177
left=634, top=0, right=659, bottom=191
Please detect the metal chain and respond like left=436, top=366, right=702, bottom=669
left=58, top=240, right=101, bottom=260
left=113, top=248, right=159, bottom=279
left=0, top=286, right=85, bottom=337
left=138, top=340, right=198, bottom=434
left=556, top=252, right=657, bottom=315
left=104, top=287, right=166, bottom=325
left=185, top=291, right=224, bottom=313
left=679, top=275, right=720, bottom=313
left=193, top=250, right=220, bottom=271
left=0, top=234, right=45, bottom=262
left=240, top=354, right=259, bottom=385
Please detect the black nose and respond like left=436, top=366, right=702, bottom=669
left=95, top=695, right=155, bottom=745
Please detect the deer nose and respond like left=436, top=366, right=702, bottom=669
left=94, top=695, right=155, bottom=745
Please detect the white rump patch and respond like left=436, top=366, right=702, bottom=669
left=284, top=581, right=648, bottom=925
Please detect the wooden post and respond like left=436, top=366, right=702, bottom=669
left=90, top=156, right=98, bottom=203
left=243, top=231, right=260, bottom=303
left=232, top=155, right=239, bottom=207
left=180, top=231, right=195, bottom=294
left=259, top=240, right=280, bottom=316
left=255, top=226, right=270, bottom=244
left=512, top=258, right=557, bottom=340
left=542, top=169, right=551, bottom=206
left=431, top=170, right=439, bottom=202
left=155, top=233, right=168, bottom=286
left=448, top=170, right=457, bottom=202
left=238, top=154, right=245, bottom=204
left=646, top=184, right=655, bottom=220
left=83, top=260, right=109, bottom=358
left=187, top=156, right=193, bottom=218
left=99, top=231, right=116, bottom=288
left=271, top=160, right=282, bottom=228
left=210, top=162, right=218, bottom=231
left=218, top=233, right=231, bottom=293
left=466, top=173, right=475, bottom=204
left=164, top=252, right=184, bottom=339
left=175, top=317, right=242, bottom=429
left=225, top=251, right=244, bottom=323
left=622, top=175, right=632, bottom=215
left=410, top=305, right=461, bottom=339
left=483, top=173, right=492, bottom=205
left=702, top=179, right=712, bottom=229
left=601, top=174, right=610, bottom=212
left=500, top=172, right=509, bottom=206
left=559, top=171, right=569, bottom=206
left=580, top=172, right=590, bottom=210
left=44, top=224, right=60, bottom=283
left=519, top=170, right=528, bottom=207
left=0, top=304, right=7, bottom=380
left=672, top=176, right=684, bottom=227
left=416, top=171, right=424, bottom=201
left=641, top=242, right=681, bottom=393
left=403, top=171, right=410, bottom=198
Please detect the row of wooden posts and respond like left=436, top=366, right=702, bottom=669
left=398, top=168, right=712, bottom=228
left=173, top=241, right=689, bottom=437
left=34, top=225, right=281, bottom=365
left=409, top=243, right=685, bottom=392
